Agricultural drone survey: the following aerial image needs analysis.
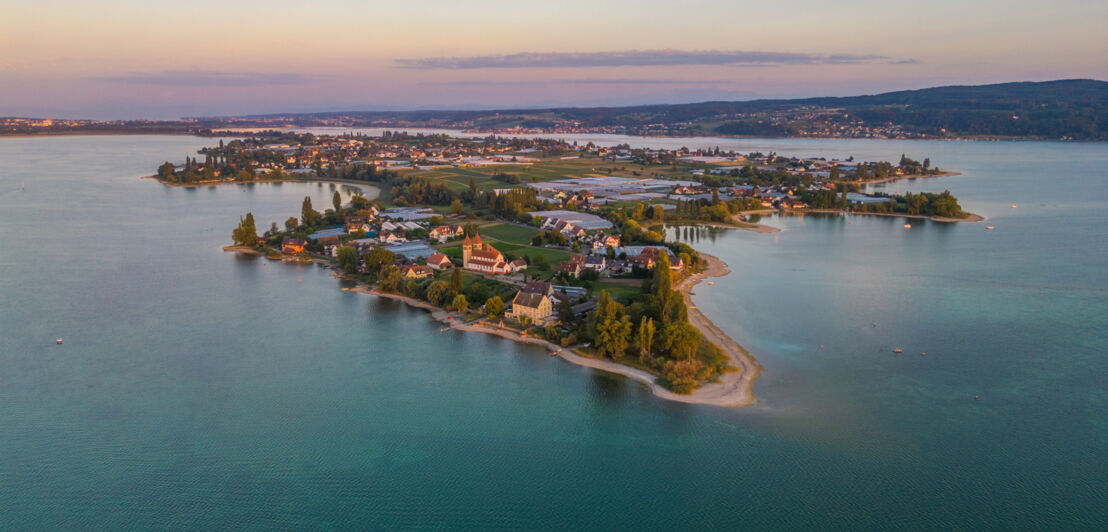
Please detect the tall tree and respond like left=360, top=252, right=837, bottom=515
left=332, top=190, right=342, bottom=212
left=450, top=267, right=463, bottom=293
left=638, top=316, right=655, bottom=362
left=485, top=296, right=505, bottom=319
left=336, top=246, right=358, bottom=274
left=301, top=196, right=319, bottom=227
left=451, top=294, right=468, bottom=312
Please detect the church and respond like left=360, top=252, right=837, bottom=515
left=463, top=233, right=517, bottom=275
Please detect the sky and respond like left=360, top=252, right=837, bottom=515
left=2, top=0, right=1105, bottom=119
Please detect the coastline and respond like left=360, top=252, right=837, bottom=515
left=800, top=209, right=984, bottom=223
left=287, top=256, right=763, bottom=408
left=148, top=175, right=381, bottom=198
left=862, top=171, right=961, bottom=185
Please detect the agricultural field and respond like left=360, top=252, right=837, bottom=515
left=399, top=155, right=698, bottom=195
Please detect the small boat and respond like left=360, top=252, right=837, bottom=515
left=1011, top=204, right=1018, bottom=208
left=986, top=226, right=994, bottom=230
left=550, top=351, right=558, bottom=357
left=21, top=182, right=26, bottom=190
left=903, top=224, right=912, bottom=229
left=707, top=281, right=714, bottom=286
left=56, top=338, right=63, bottom=345
left=893, top=348, right=903, bottom=353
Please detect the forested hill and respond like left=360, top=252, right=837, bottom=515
left=245, top=79, right=1108, bottom=140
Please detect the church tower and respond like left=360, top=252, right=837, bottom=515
left=463, top=234, right=472, bottom=266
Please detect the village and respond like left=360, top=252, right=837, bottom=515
left=200, top=131, right=963, bottom=394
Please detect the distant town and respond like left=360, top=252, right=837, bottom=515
left=155, top=131, right=971, bottom=398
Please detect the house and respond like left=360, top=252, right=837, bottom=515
left=521, top=281, right=554, bottom=297
left=399, top=264, right=433, bottom=280
left=509, top=258, right=527, bottom=272
left=426, top=252, right=454, bottom=270
left=584, top=255, right=606, bottom=271
left=462, top=233, right=512, bottom=274
left=591, top=233, right=621, bottom=251
left=557, top=260, right=582, bottom=278
left=379, top=230, right=406, bottom=244
left=429, top=224, right=465, bottom=243
left=562, top=225, right=588, bottom=240
left=345, top=221, right=373, bottom=234
left=507, top=290, right=553, bottom=323
left=281, top=238, right=306, bottom=255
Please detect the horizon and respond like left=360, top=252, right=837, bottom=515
left=3, top=0, right=1106, bottom=120
left=6, top=77, right=1104, bottom=122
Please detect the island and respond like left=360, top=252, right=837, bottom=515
left=155, top=131, right=979, bottom=406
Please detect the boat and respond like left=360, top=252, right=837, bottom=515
left=707, top=281, right=714, bottom=286
left=1011, top=204, right=1018, bottom=208
left=903, top=224, right=912, bottom=229
left=56, top=338, right=63, bottom=345
left=893, top=348, right=903, bottom=353
left=986, top=226, right=995, bottom=230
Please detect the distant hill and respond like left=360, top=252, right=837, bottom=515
left=247, top=79, right=1108, bottom=140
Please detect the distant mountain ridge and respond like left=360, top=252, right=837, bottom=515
left=244, top=79, right=1108, bottom=140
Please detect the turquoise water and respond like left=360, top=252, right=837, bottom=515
left=0, top=135, right=1105, bottom=529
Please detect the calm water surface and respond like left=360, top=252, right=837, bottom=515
left=0, top=135, right=1105, bottom=529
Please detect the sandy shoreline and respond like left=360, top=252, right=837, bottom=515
left=321, top=262, right=762, bottom=408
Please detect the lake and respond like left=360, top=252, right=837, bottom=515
left=0, top=134, right=1104, bottom=529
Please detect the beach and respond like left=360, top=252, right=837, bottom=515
left=331, top=253, right=762, bottom=408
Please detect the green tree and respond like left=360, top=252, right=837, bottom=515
left=364, top=247, right=395, bottom=274
left=450, top=267, right=463, bottom=293
left=301, top=196, right=319, bottom=227
left=652, top=205, right=665, bottom=221
left=350, top=194, right=370, bottom=209
left=451, top=294, right=468, bottom=312
left=593, top=291, right=632, bottom=358
left=485, top=296, right=505, bottom=319
left=377, top=265, right=402, bottom=292
left=426, top=280, right=450, bottom=306
left=332, top=190, right=342, bottom=213
left=336, top=245, right=358, bottom=274
left=660, top=321, right=700, bottom=360
left=450, top=199, right=465, bottom=214
left=638, top=316, right=655, bottom=362
left=157, top=161, right=175, bottom=179
left=231, top=213, right=258, bottom=246
left=285, top=217, right=299, bottom=232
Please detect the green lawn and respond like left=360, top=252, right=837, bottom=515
left=589, top=280, right=643, bottom=302
left=477, top=222, right=540, bottom=245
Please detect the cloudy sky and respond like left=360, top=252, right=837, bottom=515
left=2, top=0, right=1105, bottom=119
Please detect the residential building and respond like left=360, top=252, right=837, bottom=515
left=281, top=238, right=306, bottom=255
left=507, top=290, right=553, bottom=323
left=427, top=252, right=454, bottom=270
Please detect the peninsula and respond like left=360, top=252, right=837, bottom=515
left=157, top=131, right=976, bottom=405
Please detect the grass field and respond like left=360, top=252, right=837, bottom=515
left=476, top=222, right=540, bottom=245
left=589, top=279, right=643, bottom=302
